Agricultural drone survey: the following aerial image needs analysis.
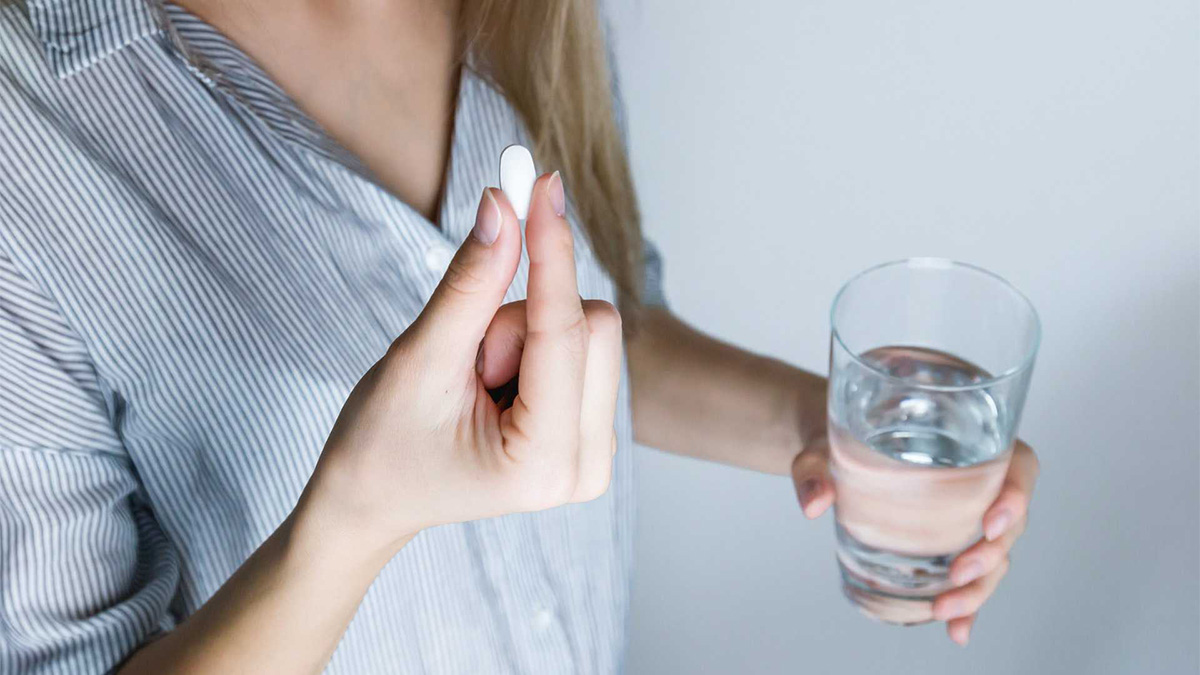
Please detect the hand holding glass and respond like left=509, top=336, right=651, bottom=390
left=828, top=259, right=1039, bottom=625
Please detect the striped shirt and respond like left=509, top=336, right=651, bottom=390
left=0, top=1, right=663, bottom=672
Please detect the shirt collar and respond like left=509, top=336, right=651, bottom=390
left=25, top=0, right=161, bottom=78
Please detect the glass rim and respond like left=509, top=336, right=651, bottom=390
left=830, top=257, right=1042, bottom=393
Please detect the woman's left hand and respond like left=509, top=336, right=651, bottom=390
left=791, top=437, right=1040, bottom=646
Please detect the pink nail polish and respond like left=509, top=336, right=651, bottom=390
left=547, top=171, right=566, bottom=217
left=472, top=189, right=502, bottom=245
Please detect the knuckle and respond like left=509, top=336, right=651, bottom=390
left=987, top=538, right=1014, bottom=563
left=792, top=447, right=827, bottom=475
left=583, top=300, right=622, bottom=338
left=965, top=595, right=986, bottom=615
left=557, top=315, right=591, bottom=354
left=440, top=257, right=486, bottom=298
left=566, top=310, right=591, bottom=338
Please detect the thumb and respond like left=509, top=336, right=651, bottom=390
left=792, top=435, right=835, bottom=519
left=413, top=188, right=521, bottom=359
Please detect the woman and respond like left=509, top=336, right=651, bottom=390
left=0, top=1, right=1039, bottom=672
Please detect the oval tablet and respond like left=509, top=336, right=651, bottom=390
left=499, top=144, right=536, bottom=220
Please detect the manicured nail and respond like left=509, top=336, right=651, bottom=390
left=475, top=344, right=485, bottom=375
left=547, top=171, right=566, bottom=217
left=472, top=189, right=502, bottom=245
left=952, top=560, right=984, bottom=586
left=985, top=510, right=1012, bottom=541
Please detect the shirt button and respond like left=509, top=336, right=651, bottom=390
left=424, top=245, right=454, bottom=274
left=532, top=607, right=554, bottom=632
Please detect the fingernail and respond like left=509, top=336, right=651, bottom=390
left=475, top=344, right=485, bottom=375
left=797, top=478, right=820, bottom=508
left=472, top=189, right=502, bottom=245
left=952, top=560, right=984, bottom=586
left=547, top=171, right=566, bottom=217
left=985, top=510, right=1012, bottom=541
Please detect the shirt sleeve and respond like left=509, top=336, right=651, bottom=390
left=0, top=251, right=180, bottom=674
left=603, top=14, right=668, bottom=308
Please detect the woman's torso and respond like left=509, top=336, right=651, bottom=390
left=0, top=3, right=634, bottom=672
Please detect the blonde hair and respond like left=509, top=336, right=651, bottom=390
left=460, top=1, right=645, bottom=319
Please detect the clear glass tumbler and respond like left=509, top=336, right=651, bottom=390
left=828, top=258, right=1040, bottom=625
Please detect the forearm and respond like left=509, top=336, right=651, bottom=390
left=119, top=488, right=408, bottom=675
left=627, top=308, right=827, bottom=476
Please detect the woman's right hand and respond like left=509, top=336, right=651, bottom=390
left=299, top=172, right=623, bottom=557
left=119, top=177, right=620, bottom=675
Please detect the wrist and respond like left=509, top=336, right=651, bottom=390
left=753, top=359, right=828, bottom=476
left=289, top=468, right=418, bottom=574
left=784, top=368, right=829, bottom=458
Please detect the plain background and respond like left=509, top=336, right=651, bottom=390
left=606, top=1, right=1200, bottom=674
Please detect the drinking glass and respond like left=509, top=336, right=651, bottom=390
left=828, top=258, right=1040, bottom=625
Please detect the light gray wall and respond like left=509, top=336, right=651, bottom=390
left=607, top=1, right=1199, bottom=673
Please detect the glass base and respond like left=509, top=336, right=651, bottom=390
left=836, top=523, right=956, bottom=626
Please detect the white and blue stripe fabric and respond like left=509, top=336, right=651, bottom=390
left=0, top=1, right=662, bottom=672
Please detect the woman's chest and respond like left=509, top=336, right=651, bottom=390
left=62, top=132, right=613, bottom=511
left=12, top=51, right=617, bottom=523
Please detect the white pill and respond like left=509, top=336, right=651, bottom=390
left=499, top=144, right=536, bottom=220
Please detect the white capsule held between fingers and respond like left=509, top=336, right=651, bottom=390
left=499, top=144, right=536, bottom=220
